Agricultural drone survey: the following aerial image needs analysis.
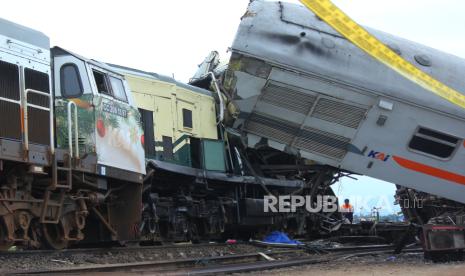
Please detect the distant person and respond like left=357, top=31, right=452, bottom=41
left=340, top=199, right=354, bottom=223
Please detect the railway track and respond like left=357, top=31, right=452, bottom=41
left=182, top=248, right=423, bottom=276
left=4, top=243, right=422, bottom=275
left=0, top=242, right=228, bottom=257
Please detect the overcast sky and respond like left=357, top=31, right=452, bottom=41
left=2, top=0, right=463, bottom=214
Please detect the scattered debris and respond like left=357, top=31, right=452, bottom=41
left=226, top=239, right=237, bottom=245
left=51, top=259, right=74, bottom=265
left=258, top=252, right=275, bottom=261
left=263, top=231, right=303, bottom=245
left=385, top=256, right=397, bottom=261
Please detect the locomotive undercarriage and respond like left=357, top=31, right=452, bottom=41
left=139, top=148, right=343, bottom=244
left=0, top=154, right=141, bottom=250
left=395, top=186, right=465, bottom=259
left=396, top=185, right=465, bottom=226
left=0, top=161, right=84, bottom=249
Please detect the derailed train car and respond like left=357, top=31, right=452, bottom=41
left=191, top=0, right=465, bottom=229
left=107, top=64, right=335, bottom=242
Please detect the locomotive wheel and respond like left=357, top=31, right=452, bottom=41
left=41, top=222, right=69, bottom=250
left=0, top=221, right=13, bottom=250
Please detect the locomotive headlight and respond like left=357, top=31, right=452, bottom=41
left=28, top=165, right=44, bottom=174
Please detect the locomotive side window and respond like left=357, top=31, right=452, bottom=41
left=408, top=127, right=459, bottom=159
left=93, top=70, right=111, bottom=96
left=109, top=76, right=127, bottom=102
left=182, top=108, right=193, bottom=129
left=60, top=64, right=83, bottom=98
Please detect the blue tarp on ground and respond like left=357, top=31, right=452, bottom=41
left=263, top=231, right=303, bottom=245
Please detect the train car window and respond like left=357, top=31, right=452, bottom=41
left=92, top=70, right=111, bottom=96
left=182, top=108, right=193, bottom=128
left=0, top=60, right=20, bottom=100
left=60, top=64, right=83, bottom=98
left=109, top=76, right=127, bottom=102
left=408, top=127, right=459, bottom=159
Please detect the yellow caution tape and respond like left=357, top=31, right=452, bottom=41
left=299, top=0, right=465, bottom=109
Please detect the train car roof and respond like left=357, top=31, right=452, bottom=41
left=107, top=63, right=213, bottom=98
left=52, top=47, right=126, bottom=77
left=232, top=1, right=465, bottom=119
left=0, top=17, right=49, bottom=49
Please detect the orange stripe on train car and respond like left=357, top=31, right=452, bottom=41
left=393, top=156, right=465, bottom=185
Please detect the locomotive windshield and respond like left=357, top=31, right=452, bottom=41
left=109, top=76, right=127, bottom=102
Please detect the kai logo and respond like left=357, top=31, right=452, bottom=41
left=367, top=150, right=391, bottom=162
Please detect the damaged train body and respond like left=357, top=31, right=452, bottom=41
left=192, top=0, right=465, bottom=228
left=108, top=64, right=339, bottom=242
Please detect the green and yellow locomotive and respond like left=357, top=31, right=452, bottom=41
left=108, top=64, right=314, bottom=242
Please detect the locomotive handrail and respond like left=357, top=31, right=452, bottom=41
left=206, top=72, right=224, bottom=124
left=67, top=101, right=79, bottom=159
left=6, top=39, right=43, bottom=54
left=23, top=88, right=54, bottom=155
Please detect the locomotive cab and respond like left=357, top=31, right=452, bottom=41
left=52, top=47, right=145, bottom=182
left=50, top=47, right=146, bottom=246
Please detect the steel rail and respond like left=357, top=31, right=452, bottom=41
left=7, top=249, right=303, bottom=275
left=0, top=242, right=237, bottom=256
left=6, top=244, right=422, bottom=275
left=182, top=248, right=423, bottom=276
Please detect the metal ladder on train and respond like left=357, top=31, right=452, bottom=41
left=22, top=89, right=69, bottom=223
left=40, top=101, right=79, bottom=224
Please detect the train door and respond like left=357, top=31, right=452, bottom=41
left=53, top=47, right=145, bottom=180
left=174, top=98, right=196, bottom=166
left=53, top=48, right=97, bottom=172
left=153, top=95, right=175, bottom=160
